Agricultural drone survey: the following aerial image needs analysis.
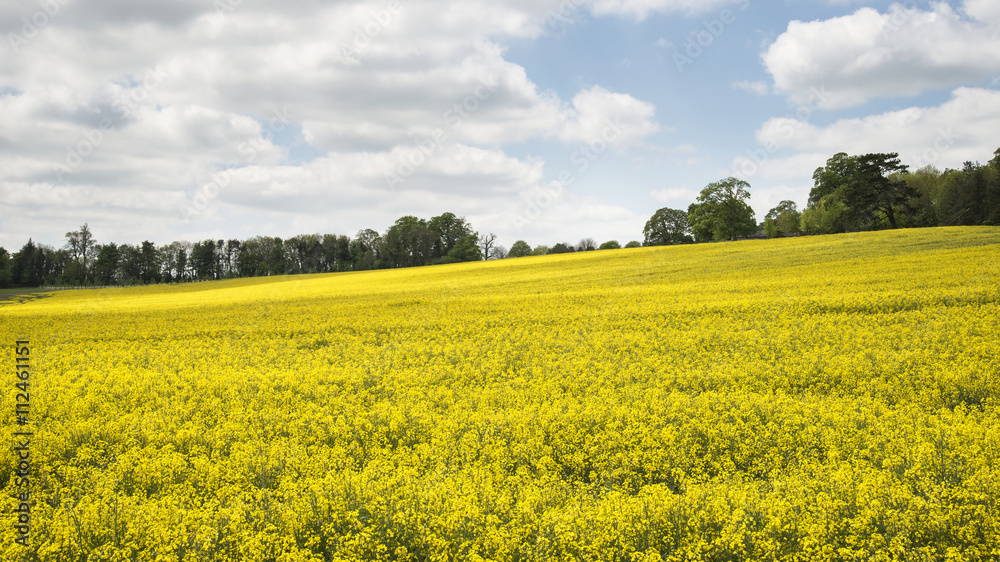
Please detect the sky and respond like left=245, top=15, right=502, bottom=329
left=2, top=0, right=999, bottom=252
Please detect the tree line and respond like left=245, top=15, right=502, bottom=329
left=3, top=148, right=996, bottom=289
left=642, top=148, right=1000, bottom=246
left=0, top=213, right=642, bottom=289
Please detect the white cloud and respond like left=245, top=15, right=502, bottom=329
left=0, top=0, right=667, bottom=249
left=586, top=0, right=739, bottom=20
left=557, top=86, right=660, bottom=145
left=763, top=2, right=1000, bottom=108
left=650, top=187, right=698, bottom=205
left=963, top=0, right=1000, bottom=22
left=732, top=87, right=1000, bottom=184
left=733, top=80, right=769, bottom=96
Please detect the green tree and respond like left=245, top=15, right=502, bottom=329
left=530, top=245, right=550, bottom=256
left=321, top=234, right=352, bottom=272
left=0, top=247, right=11, bottom=288
left=383, top=216, right=435, bottom=268
left=762, top=200, right=802, bottom=238
left=63, top=223, right=96, bottom=284
left=800, top=197, right=847, bottom=235
left=508, top=240, right=532, bottom=258
left=624, top=241, right=642, bottom=248
left=900, top=166, right=943, bottom=228
left=350, top=229, right=381, bottom=271
left=548, top=243, right=575, bottom=254
left=140, top=241, right=160, bottom=283
left=810, top=153, right=857, bottom=206
left=117, top=244, right=143, bottom=284
left=11, top=239, right=46, bottom=287
left=687, top=178, right=756, bottom=242
left=599, top=240, right=621, bottom=250
left=447, top=234, right=483, bottom=262
left=841, top=153, right=913, bottom=229
left=191, top=240, right=218, bottom=280
left=93, top=243, right=120, bottom=285
left=938, top=160, right=1000, bottom=226
left=428, top=212, right=476, bottom=260
left=643, top=207, right=694, bottom=246
left=804, top=153, right=856, bottom=234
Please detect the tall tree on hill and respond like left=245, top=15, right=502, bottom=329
left=643, top=207, right=694, bottom=246
left=93, top=243, right=120, bottom=285
left=11, top=239, right=46, bottom=287
left=688, top=178, right=756, bottom=242
left=810, top=153, right=857, bottom=207
left=842, top=153, right=913, bottom=229
left=224, top=239, right=241, bottom=277
left=762, top=201, right=802, bottom=238
left=938, top=160, right=1000, bottom=226
left=351, top=229, right=381, bottom=271
left=382, top=216, right=435, bottom=268
left=428, top=212, right=476, bottom=259
left=507, top=240, right=532, bottom=258
left=192, top=240, right=218, bottom=280
left=447, top=235, right=483, bottom=262
left=118, top=244, right=143, bottom=283
left=140, top=241, right=160, bottom=284
left=64, top=223, right=96, bottom=284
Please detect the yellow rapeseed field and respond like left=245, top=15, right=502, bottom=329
left=2, top=227, right=999, bottom=561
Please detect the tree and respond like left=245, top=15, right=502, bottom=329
left=479, top=232, right=498, bottom=260
left=762, top=201, right=802, bottom=238
left=266, top=237, right=286, bottom=275
left=11, top=239, right=46, bottom=287
left=447, top=234, right=483, bottom=262
left=937, top=160, right=1000, bottom=226
left=223, top=239, right=241, bottom=277
left=176, top=243, right=189, bottom=280
left=643, top=207, right=694, bottom=246
left=140, top=241, right=160, bottom=283
left=800, top=195, right=847, bottom=235
left=489, top=245, right=508, bottom=260
left=624, top=241, right=642, bottom=248
left=900, top=166, right=943, bottom=228
left=428, top=212, right=476, bottom=259
left=599, top=240, right=621, bottom=250
left=810, top=153, right=857, bottom=207
left=382, top=216, right=435, bottom=268
left=320, top=234, right=352, bottom=272
left=548, top=243, right=575, bottom=254
left=576, top=238, right=597, bottom=252
left=117, top=244, right=143, bottom=284
left=286, top=234, right=322, bottom=274
left=508, top=240, right=532, bottom=258
left=687, top=178, right=756, bottom=242
left=63, top=223, right=96, bottom=284
left=530, top=245, right=550, bottom=256
left=350, top=229, right=381, bottom=271
left=0, top=247, right=11, bottom=288
left=805, top=153, right=857, bottom=233
left=191, top=240, right=218, bottom=280
left=841, top=153, right=913, bottom=229
left=93, top=243, right=120, bottom=285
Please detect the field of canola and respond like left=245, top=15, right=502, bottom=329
left=2, top=227, right=1000, bottom=562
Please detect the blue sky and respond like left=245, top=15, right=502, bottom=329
left=1, top=0, right=999, bottom=252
